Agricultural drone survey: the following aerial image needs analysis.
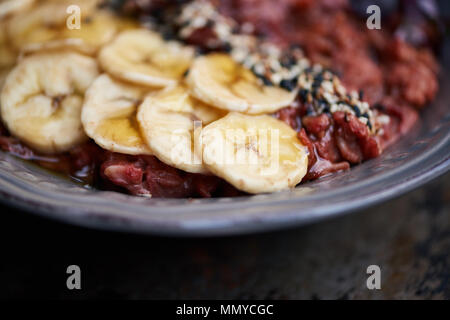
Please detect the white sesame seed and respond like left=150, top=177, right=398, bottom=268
left=254, top=63, right=265, bottom=74
left=321, top=81, right=333, bottom=93
left=241, top=22, right=255, bottom=34
left=359, top=117, right=368, bottom=124
left=377, top=115, right=390, bottom=125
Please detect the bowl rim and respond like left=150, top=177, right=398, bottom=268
left=0, top=126, right=448, bottom=236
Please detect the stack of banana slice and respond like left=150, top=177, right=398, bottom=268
left=0, top=0, right=309, bottom=195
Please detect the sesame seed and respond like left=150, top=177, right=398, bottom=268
left=359, top=117, right=368, bottom=124
left=377, top=115, right=390, bottom=125
left=359, top=89, right=364, bottom=100
left=353, top=105, right=361, bottom=117
left=280, top=78, right=298, bottom=91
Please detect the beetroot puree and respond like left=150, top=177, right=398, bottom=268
left=0, top=0, right=440, bottom=197
left=221, top=0, right=438, bottom=180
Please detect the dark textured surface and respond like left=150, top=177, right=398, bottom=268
left=0, top=172, right=448, bottom=300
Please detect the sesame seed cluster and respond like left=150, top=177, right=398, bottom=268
left=298, top=68, right=376, bottom=132
left=156, top=0, right=381, bottom=133
left=176, top=0, right=237, bottom=47
left=175, top=1, right=311, bottom=90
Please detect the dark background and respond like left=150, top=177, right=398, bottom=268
left=0, top=172, right=448, bottom=299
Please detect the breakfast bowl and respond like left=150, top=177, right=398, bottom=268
left=0, top=0, right=448, bottom=236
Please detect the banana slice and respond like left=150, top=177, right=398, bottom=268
left=137, top=85, right=225, bottom=174
left=187, top=54, right=298, bottom=115
left=0, top=67, right=12, bottom=91
left=21, top=11, right=125, bottom=56
left=0, top=22, right=16, bottom=95
left=0, top=0, right=34, bottom=19
left=99, top=29, right=194, bottom=87
left=7, top=0, right=101, bottom=51
left=0, top=21, right=17, bottom=69
left=0, top=51, right=99, bottom=154
left=200, top=112, right=308, bottom=194
left=82, top=74, right=153, bottom=155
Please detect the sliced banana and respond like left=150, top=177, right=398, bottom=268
left=0, top=23, right=13, bottom=91
left=200, top=112, right=308, bottom=194
left=82, top=74, right=153, bottom=155
left=99, top=29, right=194, bottom=87
left=0, top=67, right=12, bottom=91
left=21, top=11, right=125, bottom=56
left=0, top=0, right=35, bottom=19
left=187, top=54, right=298, bottom=115
left=7, top=0, right=101, bottom=51
left=137, top=85, right=225, bottom=174
left=0, top=21, right=16, bottom=69
left=0, top=51, right=99, bottom=154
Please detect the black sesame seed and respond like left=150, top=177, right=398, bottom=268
left=183, top=69, right=190, bottom=77
left=362, top=112, right=370, bottom=119
left=108, top=0, right=125, bottom=10
left=304, top=67, right=314, bottom=74
left=359, top=89, right=364, bottom=100
left=312, top=89, right=320, bottom=99
left=180, top=21, right=190, bottom=28
left=313, top=76, right=321, bottom=84
left=352, top=105, right=361, bottom=117
left=194, top=47, right=205, bottom=56
left=280, top=78, right=298, bottom=91
left=280, top=55, right=297, bottom=69
left=314, top=73, right=324, bottom=83
left=222, top=42, right=232, bottom=53
left=251, top=65, right=261, bottom=76
left=152, top=8, right=164, bottom=21
left=305, top=103, right=315, bottom=115
left=319, top=101, right=330, bottom=113
left=161, top=28, right=176, bottom=40
left=313, top=82, right=322, bottom=89
left=299, top=89, right=308, bottom=102
left=373, top=103, right=385, bottom=111
left=260, top=76, right=273, bottom=86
